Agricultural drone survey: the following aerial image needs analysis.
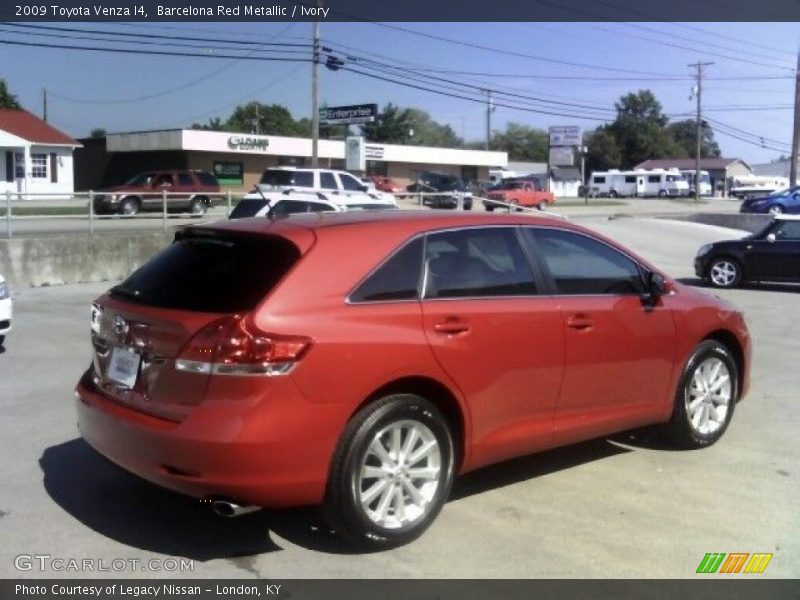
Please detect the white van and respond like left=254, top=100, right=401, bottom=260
left=589, top=170, right=638, bottom=197
left=590, top=169, right=688, bottom=197
left=679, top=170, right=712, bottom=196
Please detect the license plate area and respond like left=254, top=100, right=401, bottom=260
left=107, top=346, right=141, bottom=389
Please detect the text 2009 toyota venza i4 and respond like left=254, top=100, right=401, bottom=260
left=76, top=211, right=750, bottom=548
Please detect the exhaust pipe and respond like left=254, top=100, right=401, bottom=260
left=211, top=499, right=261, bottom=518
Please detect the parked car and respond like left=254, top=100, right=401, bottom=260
left=77, top=211, right=750, bottom=548
left=407, top=172, right=473, bottom=210
left=482, top=179, right=555, bottom=211
left=0, top=273, right=11, bottom=347
left=370, top=176, right=402, bottom=193
left=739, top=186, right=800, bottom=215
left=93, top=170, right=222, bottom=216
left=254, top=167, right=395, bottom=204
left=229, top=190, right=397, bottom=219
left=695, top=214, right=800, bottom=288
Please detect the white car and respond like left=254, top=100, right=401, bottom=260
left=229, top=189, right=398, bottom=220
left=251, top=167, right=397, bottom=204
left=0, top=274, right=12, bottom=347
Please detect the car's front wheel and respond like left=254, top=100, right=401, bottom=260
left=325, top=394, right=455, bottom=548
left=666, top=340, right=738, bottom=449
left=707, top=257, right=741, bottom=288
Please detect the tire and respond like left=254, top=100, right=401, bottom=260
left=324, top=394, right=455, bottom=548
left=609, top=190, right=618, bottom=198
left=768, top=204, right=784, bottom=216
left=707, top=256, right=742, bottom=288
left=536, top=202, right=545, bottom=211
left=666, top=340, right=738, bottom=449
left=189, top=197, right=207, bottom=216
left=119, top=197, right=140, bottom=216
left=658, top=190, right=668, bottom=198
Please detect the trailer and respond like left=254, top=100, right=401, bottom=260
left=589, top=169, right=689, bottom=198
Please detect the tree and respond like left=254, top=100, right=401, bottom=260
left=488, top=122, right=548, bottom=161
left=404, top=108, right=463, bottom=147
left=608, top=90, right=678, bottom=167
left=666, top=119, right=721, bottom=158
left=360, top=103, right=414, bottom=144
left=226, top=102, right=306, bottom=136
left=0, top=79, right=21, bottom=109
left=190, top=116, right=225, bottom=131
left=584, top=126, right=622, bottom=174
left=89, top=128, right=107, bottom=138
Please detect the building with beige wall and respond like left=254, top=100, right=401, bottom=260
left=74, top=129, right=507, bottom=192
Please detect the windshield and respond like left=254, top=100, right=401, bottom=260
left=775, top=186, right=799, bottom=197
left=125, top=173, right=152, bottom=186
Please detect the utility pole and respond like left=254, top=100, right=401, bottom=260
left=485, top=89, right=493, bottom=150
left=42, top=89, right=47, bottom=122
left=689, top=61, right=713, bottom=202
left=310, top=0, right=322, bottom=168
left=791, top=51, right=800, bottom=187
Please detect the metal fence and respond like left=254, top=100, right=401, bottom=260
left=2, top=190, right=243, bottom=238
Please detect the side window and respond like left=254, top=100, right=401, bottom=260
left=177, top=173, right=193, bottom=186
left=319, top=172, right=337, bottom=190
left=292, top=171, right=314, bottom=188
left=648, top=175, right=660, bottom=183
left=424, top=228, right=537, bottom=299
left=625, top=175, right=636, bottom=183
left=526, top=228, right=645, bottom=295
left=773, top=221, right=800, bottom=240
left=593, top=176, right=606, bottom=184
left=350, top=237, right=424, bottom=303
left=307, top=201, right=335, bottom=213
left=340, top=173, right=365, bottom=191
left=270, top=200, right=310, bottom=216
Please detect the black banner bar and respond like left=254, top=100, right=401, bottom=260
left=0, top=0, right=799, bottom=22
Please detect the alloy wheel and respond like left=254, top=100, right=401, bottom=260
left=685, top=357, right=732, bottom=436
left=709, top=259, right=738, bottom=287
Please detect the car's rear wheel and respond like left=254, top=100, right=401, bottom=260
left=659, top=189, right=668, bottom=198
left=707, top=257, right=741, bottom=288
left=609, top=190, right=618, bottom=198
left=325, top=394, right=454, bottom=548
left=666, top=340, right=738, bottom=449
left=768, top=204, right=784, bottom=215
left=189, top=197, right=207, bottom=216
left=119, top=197, right=140, bottom=216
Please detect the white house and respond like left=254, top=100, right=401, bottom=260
left=0, top=109, right=80, bottom=198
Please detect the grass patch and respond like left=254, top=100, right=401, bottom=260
left=666, top=198, right=709, bottom=205
left=0, top=206, right=87, bottom=217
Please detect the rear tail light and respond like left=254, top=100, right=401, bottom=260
left=176, top=315, right=311, bottom=377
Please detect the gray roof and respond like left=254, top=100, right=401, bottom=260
left=508, top=161, right=547, bottom=174
left=751, top=159, right=791, bottom=178
left=635, top=158, right=751, bottom=172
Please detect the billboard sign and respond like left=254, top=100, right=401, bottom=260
left=549, top=147, right=574, bottom=166
left=549, top=126, right=582, bottom=147
left=320, top=104, right=378, bottom=125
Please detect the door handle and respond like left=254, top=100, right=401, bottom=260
left=566, top=315, right=593, bottom=330
left=433, top=319, right=471, bottom=335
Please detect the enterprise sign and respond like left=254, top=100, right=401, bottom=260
left=320, top=104, right=378, bottom=125
left=227, top=135, right=270, bottom=151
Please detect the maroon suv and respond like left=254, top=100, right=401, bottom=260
left=93, top=170, right=222, bottom=216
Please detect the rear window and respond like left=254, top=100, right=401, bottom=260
left=259, top=170, right=313, bottom=188
left=229, top=199, right=269, bottom=219
left=195, top=172, right=219, bottom=186
left=111, top=232, right=300, bottom=312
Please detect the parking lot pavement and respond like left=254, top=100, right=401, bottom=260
left=0, top=217, right=797, bottom=579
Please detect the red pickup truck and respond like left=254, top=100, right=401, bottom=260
left=483, top=179, right=555, bottom=211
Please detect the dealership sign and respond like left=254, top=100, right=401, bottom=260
left=321, top=104, right=378, bottom=125
left=365, top=145, right=385, bottom=159
left=549, top=126, right=581, bottom=147
left=227, top=135, right=270, bottom=151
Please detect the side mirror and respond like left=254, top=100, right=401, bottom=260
left=767, top=233, right=776, bottom=243
left=641, top=271, right=666, bottom=311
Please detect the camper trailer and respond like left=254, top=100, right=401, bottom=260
left=680, top=170, right=712, bottom=196
left=589, top=169, right=689, bottom=198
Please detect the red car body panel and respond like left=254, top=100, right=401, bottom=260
left=75, top=211, right=751, bottom=509
left=487, top=185, right=555, bottom=208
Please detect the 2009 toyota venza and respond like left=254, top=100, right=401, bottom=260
left=75, top=211, right=751, bottom=547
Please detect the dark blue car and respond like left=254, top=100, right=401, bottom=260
left=740, top=186, right=800, bottom=215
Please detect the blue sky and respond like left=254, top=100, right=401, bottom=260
left=1, top=21, right=797, bottom=164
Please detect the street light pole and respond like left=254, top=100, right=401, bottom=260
left=690, top=61, right=713, bottom=202
left=310, top=0, right=322, bottom=168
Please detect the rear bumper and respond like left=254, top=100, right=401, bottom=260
left=75, top=370, right=343, bottom=508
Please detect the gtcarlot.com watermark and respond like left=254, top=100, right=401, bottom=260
left=14, top=554, right=194, bottom=573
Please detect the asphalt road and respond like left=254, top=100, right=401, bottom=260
left=0, top=216, right=797, bottom=579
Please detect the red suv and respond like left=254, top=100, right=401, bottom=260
left=93, top=170, right=222, bottom=216
left=76, top=211, right=750, bottom=548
